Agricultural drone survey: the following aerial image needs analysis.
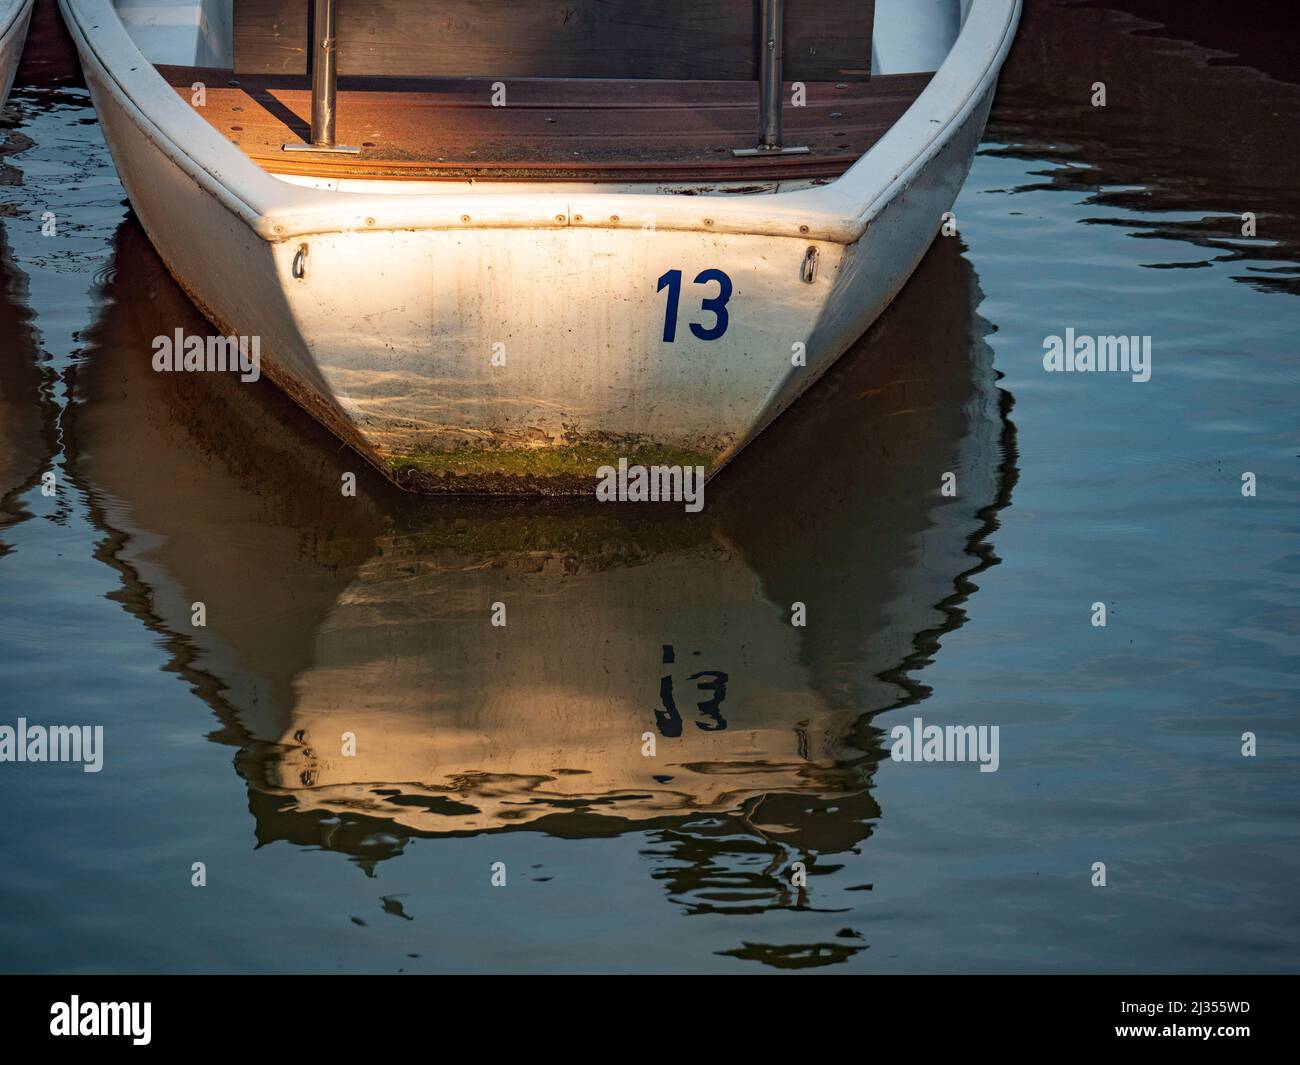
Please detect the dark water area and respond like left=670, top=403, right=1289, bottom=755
left=0, top=1, right=1296, bottom=973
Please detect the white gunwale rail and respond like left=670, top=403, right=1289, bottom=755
left=0, top=1, right=30, bottom=47
left=0, top=0, right=34, bottom=106
left=59, top=0, right=1020, bottom=244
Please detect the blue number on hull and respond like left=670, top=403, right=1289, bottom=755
left=656, top=269, right=683, bottom=342
left=658, top=267, right=733, bottom=342
left=689, top=269, right=732, bottom=341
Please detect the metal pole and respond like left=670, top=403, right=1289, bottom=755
left=759, top=0, right=782, bottom=149
left=733, top=0, right=808, bottom=157
left=311, top=0, right=337, bottom=146
left=283, top=0, right=360, bottom=154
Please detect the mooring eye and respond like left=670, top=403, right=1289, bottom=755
left=801, top=245, right=819, bottom=284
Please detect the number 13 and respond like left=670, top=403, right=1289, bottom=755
left=657, top=268, right=733, bottom=342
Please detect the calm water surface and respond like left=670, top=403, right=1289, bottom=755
left=0, top=1, right=1297, bottom=973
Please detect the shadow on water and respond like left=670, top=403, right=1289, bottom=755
left=0, top=0, right=68, bottom=538
left=0, top=0, right=109, bottom=547
left=61, top=217, right=1016, bottom=967
left=990, top=0, right=1300, bottom=295
left=0, top=224, right=50, bottom=545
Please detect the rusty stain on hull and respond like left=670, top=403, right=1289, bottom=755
left=385, top=437, right=720, bottom=497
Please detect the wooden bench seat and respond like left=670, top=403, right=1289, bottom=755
left=160, top=66, right=934, bottom=183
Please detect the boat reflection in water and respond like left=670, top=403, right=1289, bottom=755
left=69, top=219, right=1012, bottom=957
left=0, top=224, right=48, bottom=541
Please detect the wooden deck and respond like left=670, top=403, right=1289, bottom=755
left=160, top=66, right=933, bottom=183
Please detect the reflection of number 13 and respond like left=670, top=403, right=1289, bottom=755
left=655, top=644, right=730, bottom=737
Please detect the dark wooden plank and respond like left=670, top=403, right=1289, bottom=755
left=161, top=66, right=930, bottom=182
left=233, top=0, right=874, bottom=82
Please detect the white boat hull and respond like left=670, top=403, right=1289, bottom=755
left=61, top=0, right=1019, bottom=492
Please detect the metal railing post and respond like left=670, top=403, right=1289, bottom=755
left=734, top=0, right=809, bottom=157
left=759, top=0, right=782, bottom=148
left=311, top=0, right=338, bottom=146
left=283, top=0, right=360, bottom=155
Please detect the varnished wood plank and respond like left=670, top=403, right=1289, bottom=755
left=232, top=0, right=874, bottom=82
left=162, top=67, right=930, bottom=182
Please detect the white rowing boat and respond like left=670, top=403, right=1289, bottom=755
left=59, top=0, right=1020, bottom=493
left=0, top=0, right=32, bottom=108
